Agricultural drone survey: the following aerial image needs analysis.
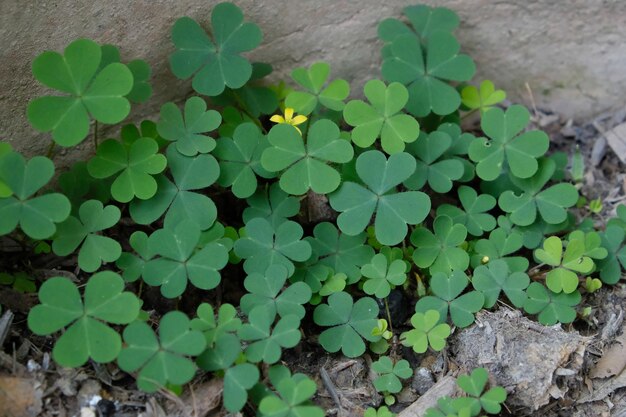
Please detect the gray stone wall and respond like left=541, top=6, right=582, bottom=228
left=2, top=0, right=626, bottom=162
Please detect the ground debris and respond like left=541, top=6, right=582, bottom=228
left=396, top=376, right=458, bottom=417
left=450, top=308, right=589, bottom=413
left=0, top=375, right=43, bottom=417
left=590, top=321, right=626, bottom=379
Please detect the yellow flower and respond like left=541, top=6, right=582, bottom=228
left=270, top=107, right=307, bottom=134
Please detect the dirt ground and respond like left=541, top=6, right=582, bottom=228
left=2, top=102, right=626, bottom=417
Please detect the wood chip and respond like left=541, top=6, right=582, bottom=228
left=603, top=122, right=626, bottom=164
left=397, top=375, right=459, bottom=417
left=591, top=322, right=626, bottom=379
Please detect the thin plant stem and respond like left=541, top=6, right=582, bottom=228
left=384, top=297, right=394, bottom=334
left=45, top=141, right=56, bottom=159
left=93, top=120, right=99, bottom=148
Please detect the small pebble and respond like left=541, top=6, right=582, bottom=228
left=97, top=399, right=117, bottom=417
left=411, top=367, right=435, bottom=395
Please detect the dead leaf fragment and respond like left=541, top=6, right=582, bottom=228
left=590, top=323, right=626, bottom=379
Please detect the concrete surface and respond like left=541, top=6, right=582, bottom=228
left=1, top=0, right=626, bottom=163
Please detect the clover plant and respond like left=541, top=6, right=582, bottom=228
left=5, top=2, right=623, bottom=415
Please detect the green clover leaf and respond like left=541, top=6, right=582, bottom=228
left=411, top=215, right=469, bottom=274
left=438, top=123, right=476, bottom=182
left=498, top=158, right=578, bottom=226
left=534, top=235, right=593, bottom=293
left=403, top=130, right=464, bottom=193
left=437, top=186, right=496, bottom=237
left=381, top=32, right=475, bottom=117
left=372, top=356, right=413, bottom=394
left=191, top=303, right=241, bottom=346
left=329, top=150, right=430, bottom=246
left=415, top=271, right=484, bottom=328
left=468, top=105, right=549, bottom=181
left=59, top=161, right=112, bottom=210
left=470, top=228, right=528, bottom=271
left=144, top=220, right=229, bottom=298
left=234, top=218, right=312, bottom=276
left=261, top=120, right=354, bottom=195
left=461, top=80, right=506, bottom=114
left=0, top=153, right=71, bottom=239
left=241, top=265, right=312, bottom=319
left=27, top=271, right=140, bottom=367
left=361, top=253, right=408, bottom=298
left=52, top=200, right=121, bottom=273
left=306, top=222, right=374, bottom=284
left=343, top=80, right=419, bottom=154
left=285, top=62, right=350, bottom=114
left=130, top=145, right=219, bottom=229
left=169, top=3, right=262, bottom=96
left=567, top=230, right=608, bottom=260
left=364, top=406, right=395, bottom=417
left=378, top=5, right=459, bottom=43
left=28, top=39, right=133, bottom=146
left=259, top=373, right=324, bottom=417
left=523, top=282, right=581, bottom=325
left=238, top=308, right=302, bottom=364
left=116, top=231, right=152, bottom=283
left=597, top=225, right=626, bottom=284
left=87, top=137, right=167, bottom=203
left=0, top=272, right=36, bottom=293
left=400, top=310, right=451, bottom=353
left=243, top=183, right=300, bottom=227
left=472, top=259, right=530, bottom=308
left=99, top=44, right=152, bottom=104
left=313, top=291, right=380, bottom=358
left=120, top=120, right=167, bottom=148
left=0, top=143, right=14, bottom=198
left=157, top=96, right=221, bottom=156
left=117, top=311, right=206, bottom=392
left=215, top=122, right=275, bottom=198
left=291, top=263, right=333, bottom=295
left=456, top=368, right=507, bottom=415
left=196, top=333, right=260, bottom=411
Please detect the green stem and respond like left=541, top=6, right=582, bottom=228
left=93, top=120, right=99, bottom=148
left=384, top=297, right=394, bottom=334
left=460, top=108, right=478, bottom=121
left=232, top=91, right=266, bottom=133
left=45, top=141, right=56, bottom=159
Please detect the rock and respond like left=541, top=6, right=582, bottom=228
left=450, top=308, right=589, bottom=412
left=411, top=367, right=435, bottom=395
left=0, top=376, right=43, bottom=417
left=396, top=386, right=418, bottom=404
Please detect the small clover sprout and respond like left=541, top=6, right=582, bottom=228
left=534, top=235, right=593, bottom=293
left=286, top=62, right=350, bottom=114
left=400, top=310, right=451, bottom=353
left=313, top=291, right=380, bottom=357
left=415, top=271, right=484, bottom=328
left=456, top=367, right=507, bottom=415
left=361, top=253, right=408, bottom=298
left=372, top=356, right=413, bottom=394
left=52, top=200, right=122, bottom=272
